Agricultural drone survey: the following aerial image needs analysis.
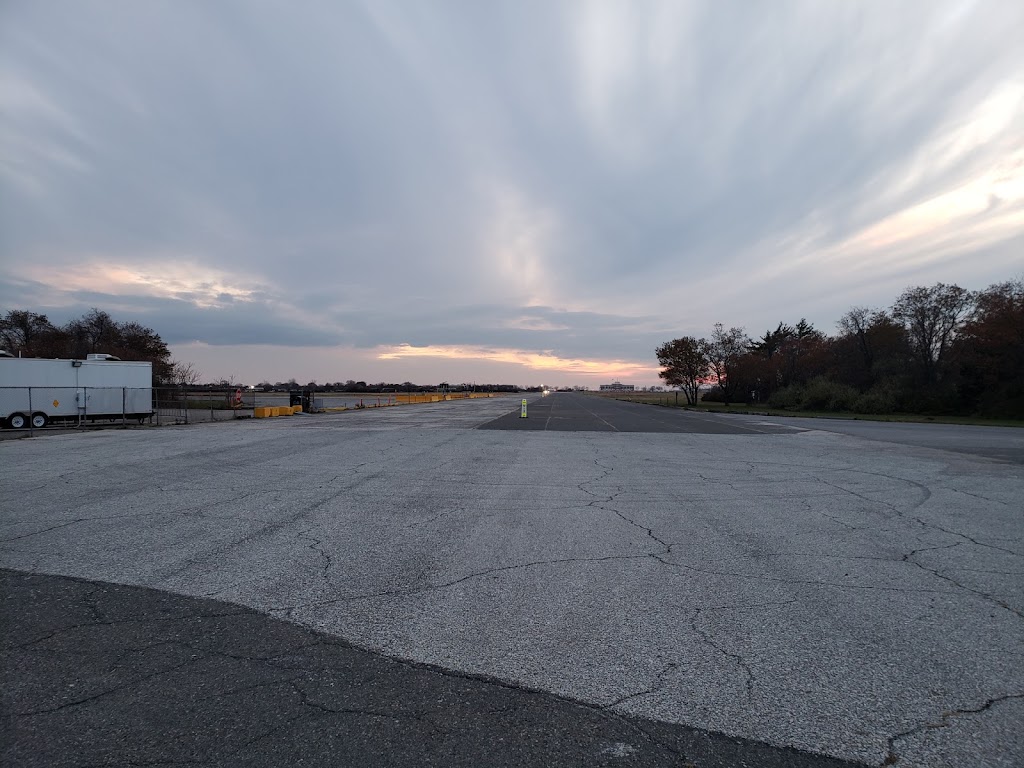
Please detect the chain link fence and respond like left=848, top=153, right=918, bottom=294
left=1, top=386, right=256, bottom=433
left=153, top=388, right=257, bottom=425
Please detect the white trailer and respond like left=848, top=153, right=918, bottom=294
left=0, top=356, right=153, bottom=429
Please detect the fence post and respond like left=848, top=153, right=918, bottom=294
left=184, top=387, right=189, bottom=424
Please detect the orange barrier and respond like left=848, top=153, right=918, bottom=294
left=394, top=393, right=497, bottom=404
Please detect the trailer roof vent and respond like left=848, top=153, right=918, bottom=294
left=86, top=353, right=122, bottom=361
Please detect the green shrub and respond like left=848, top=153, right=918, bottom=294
left=768, top=385, right=803, bottom=410
left=853, top=389, right=894, bottom=414
left=852, top=378, right=912, bottom=413
left=801, top=377, right=860, bottom=412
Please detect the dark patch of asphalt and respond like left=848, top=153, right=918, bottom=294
left=737, top=415, right=1024, bottom=464
left=1, top=569, right=865, bottom=768
left=479, top=393, right=801, bottom=434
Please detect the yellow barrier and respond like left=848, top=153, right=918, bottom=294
left=256, top=392, right=502, bottom=418
left=395, top=394, right=440, bottom=404
left=253, top=406, right=296, bottom=417
left=393, top=392, right=498, bottom=404
left=257, top=393, right=501, bottom=417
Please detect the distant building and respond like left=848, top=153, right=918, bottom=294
left=599, top=381, right=634, bottom=392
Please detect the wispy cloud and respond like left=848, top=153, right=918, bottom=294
left=18, top=260, right=263, bottom=308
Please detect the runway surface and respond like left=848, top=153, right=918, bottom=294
left=2, top=393, right=1022, bottom=767
left=480, top=393, right=800, bottom=433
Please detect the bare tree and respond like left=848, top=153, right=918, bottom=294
left=892, top=283, right=973, bottom=383
left=167, top=359, right=201, bottom=387
left=838, top=307, right=874, bottom=370
left=656, top=336, right=711, bottom=405
left=80, top=308, right=116, bottom=352
left=708, top=323, right=749, bottom=404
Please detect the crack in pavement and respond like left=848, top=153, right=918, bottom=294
left=268, top=551, right=657, bottom=617
left=604, top=661, right=681, bottom=709
left=264, top=476, right=1011, bottom=623
left=272, top=451, right=680, bottom=616
left=690, top=607, right=756, bottom=699
left=579, top=452, right=673, bottom=552
left=144, top=479, right=377, bottom=588
left=9, top=609, right=253, bottom=650
left=294, top=526, right=333, bottom=583
left=948, top=487, right=1012, bottom=508
left=883, top=693, right=1024, bottom=765
left=792, top=475, right=1024, bottom=619
left=287, top=679, right=442, bottom=732
left=14, top=655, right=204, bottom=717
left=0, top=519, right=89, bottom=543
left=910, top=518, right=1022, bottom=558
left=902, top=541, right=1023, bottom=619
left=0, top=489, right=292, bottom=544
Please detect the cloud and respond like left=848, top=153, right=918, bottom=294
left=2, top=0, right=1022, bottom=384
left=18, top=260, right=264, bottom=308
left=505, top=315, right=571, bottom=332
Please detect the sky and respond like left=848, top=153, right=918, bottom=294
left=1, top=0, right=1022, bottom=387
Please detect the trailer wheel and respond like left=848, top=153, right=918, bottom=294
left=7, top=412, right=27, bottom=429
left=31, top=412, right=49, bottom=429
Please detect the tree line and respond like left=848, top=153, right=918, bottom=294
left=0, top=308, right=177, bottom=384
left=656, top=279, right=1023, bottom=418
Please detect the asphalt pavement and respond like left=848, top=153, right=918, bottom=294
left=2, top=568, right=862, bottom=768
left=718, top=414, right=1024, bottom=464
left=2, top=393, right=1022, bottom=767
left=480, top=395, right=799, bottom=434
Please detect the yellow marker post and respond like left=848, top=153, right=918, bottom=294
left=520, top=399, right=528, bottom=418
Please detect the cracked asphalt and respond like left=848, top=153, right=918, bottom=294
left=1, top=569, right=862, bottom=768
left=2, top=392, right=1022, bottom=767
